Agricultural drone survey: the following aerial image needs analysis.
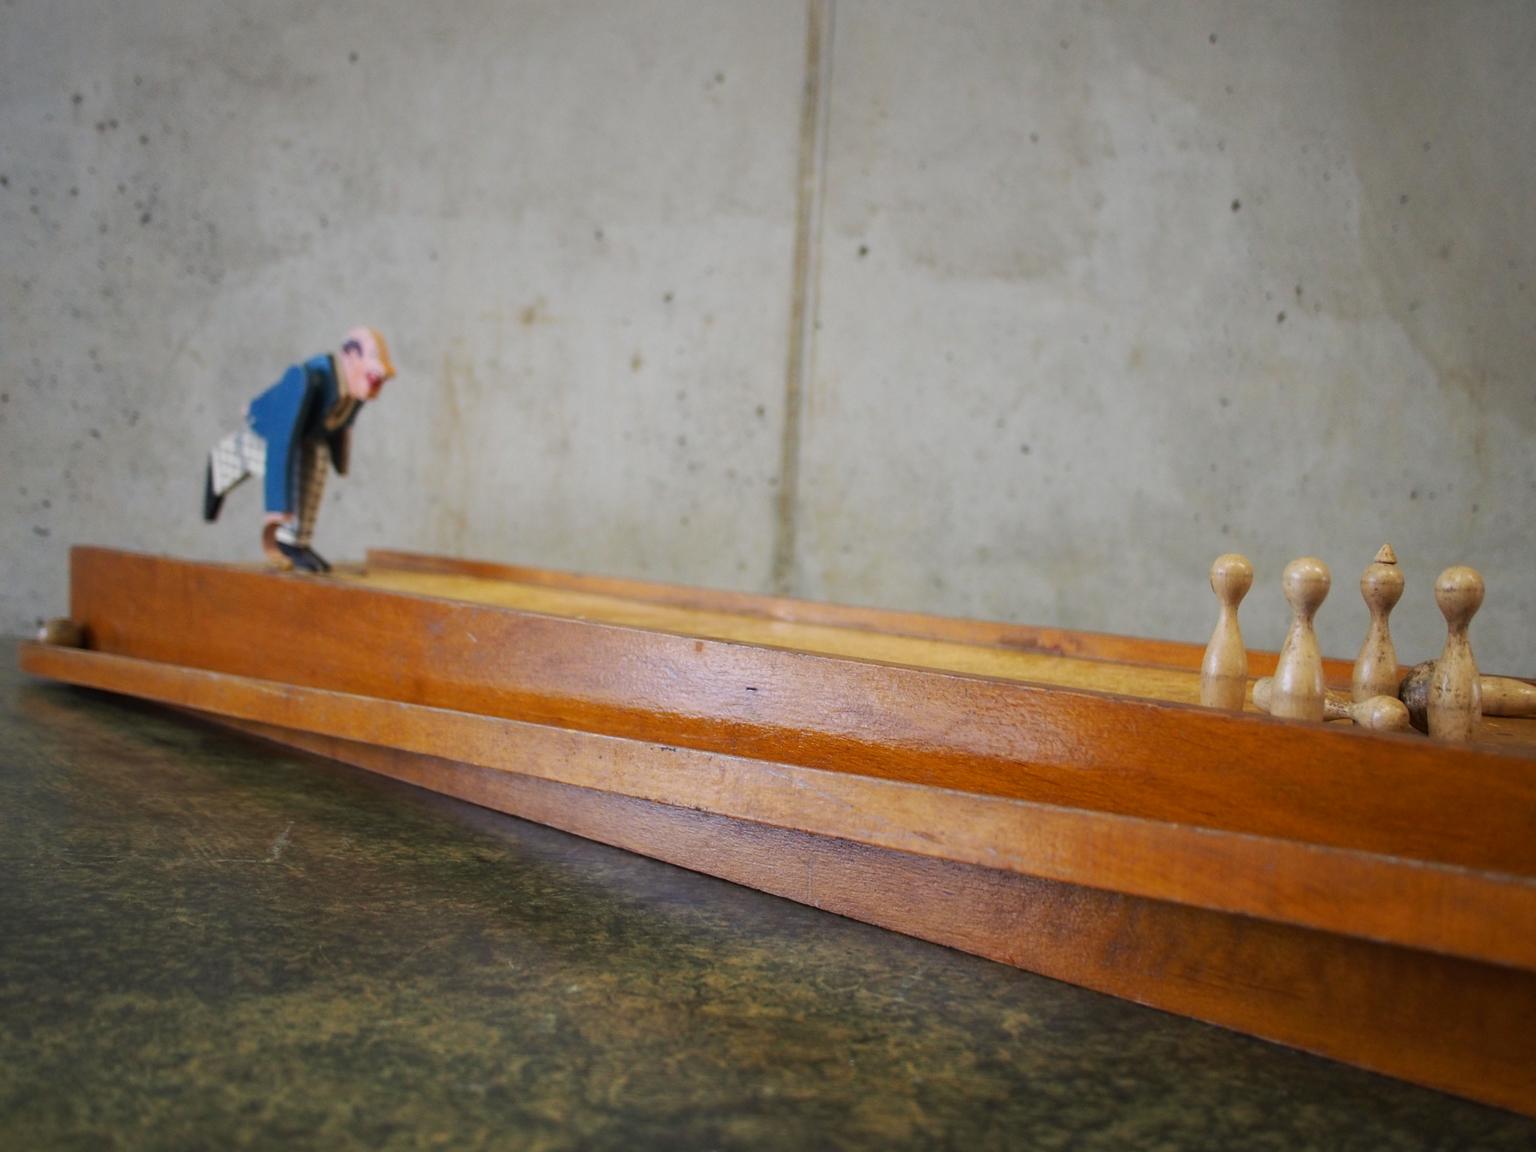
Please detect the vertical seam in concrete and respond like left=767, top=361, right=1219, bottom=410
left=771, top=0, right=835, bottom=596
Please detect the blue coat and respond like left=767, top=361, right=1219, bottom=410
left=246, top=355, right=362, bottom=515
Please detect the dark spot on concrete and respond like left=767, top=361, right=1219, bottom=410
left=1231, top=199, right=1241, bottom=212
left=675, top=434, right=687, bottom=447
left=0, top=393, right=7, bottom=403
left=140, top=211, right=151, bottom=225
left=1410, top=488, right=1420, bottom=500
left=1277, top=311, right=1286, bottom=323
left=1059, top=38, right=1069, bottom=49
left=1029, top=132, right=1039, bottom=144
left=88, top=429, right=100, bottom=439
left=857, top=244, right=869, bottom=258
left=1209, top=33, right=1217, bottom=44
left=754, top=405, right=766, bottom=418
left=630, top=352, right=643, bottom=373
left=1220, top=524, right=1230, bottom=535
left=1019, top=443, right=1031, bottom=454
left=139, top=133, right=149, bottom=145
left=594, top=227, right=605, bottom=242
left=32, top=526, right=50, bottom=537
left=1472, top=502, right=1480, bottom=513
left=349, top=51, right=359, bottom=64
left=117, top=182, right=125, bottom=193
left=69, top=186, right=78, bottom=197
left=1218, top=396, right=1230, bottom=408
left=1438, top=242, right=1452, bottom=260
left=29, top=204, right=38, bottom=215
left=1399, top=194, right=1409, bottom=206
left=41, top=498, right=50, bottom=509
left=715, top=72, right=725, bottom=84
left=1294, top=284, right=1302, bottom=299
left=108, top=118, right=118, bottom=129
left=0, top=175, right=7, bottom=187
left=71, top=92, right=82, bottom=105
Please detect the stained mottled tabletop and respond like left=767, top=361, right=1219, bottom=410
left=2, top=640, right=1532, bottom=1151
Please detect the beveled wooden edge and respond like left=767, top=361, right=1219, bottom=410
left=20, top=640, right=1536, bottom=973
left=364, top=548, right=1363, bottom=682
left=63, top=547, right=1536, bottom=878
left=201, top=720, right=1536, bottom=1119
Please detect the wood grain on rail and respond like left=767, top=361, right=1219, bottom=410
left=63, top=549, right=1536, bottom=875
left=22, top=640, right=1536, bottom=971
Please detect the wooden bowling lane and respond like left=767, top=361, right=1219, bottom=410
left=346, top=562, right=1536, bottom=748
left=343, top=565, right=1215, bottom=706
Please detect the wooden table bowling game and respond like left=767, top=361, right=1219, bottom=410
left=20, top=546, right=1536, bottom=1118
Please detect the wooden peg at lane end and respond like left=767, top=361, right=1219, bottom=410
left=1352, top=543, right=1403, bottom=702
left=1427, top=566, right=1484, bottom=742
left=1200, top=553, right=1254, bottom=710
left=1270, top=557, right=1330, bottom=721
left=37, top=618, right=84, bottom=647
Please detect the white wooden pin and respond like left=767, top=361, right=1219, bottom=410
left=1352, top=543, right=1403, bottom=703
left=1200, top=553, right=1253, bottom=710
left=1270, top=557, right=1330, bottom=721
left=1427, top=566, right=1484, bottom=742
left=1254, top=676, right=1411, bottom=732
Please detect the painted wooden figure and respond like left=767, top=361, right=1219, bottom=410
left=203, top=327, right=395, bottom=572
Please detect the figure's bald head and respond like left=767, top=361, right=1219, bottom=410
left=340, top=326, right=395, bottom=400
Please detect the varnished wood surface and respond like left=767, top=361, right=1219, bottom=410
left=366, top=548, right=1368, bottom=683
left=60, top=550, right=1536, bottom=875
left=23, top=641, right=1536, bottom=972
left=215, top=718, right=1536, bottom=1119
left=356, top=555, right=1536, bottom=746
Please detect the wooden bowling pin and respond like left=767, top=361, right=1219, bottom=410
left=1398, top=661, right=1536, bottom=733
left=1254, top=677, right=1412, bottom=732
left=1352, top=544, right=1403, bottom=702
left=1270, top=557, right=1330, bottom=721
left=1200, top=553, right=1253, bottom=710
left=1483, top=675, right=1536, bottom=717
left=1426, top=566, right=1484, bottom=741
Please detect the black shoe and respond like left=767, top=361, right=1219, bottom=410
left=203, top=460, right=223, bottom=523
left=275, top=539, right=322, bottom=573
left=275, top=538, right=331, bottom=574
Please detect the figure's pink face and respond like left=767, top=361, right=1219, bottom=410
left=340, top=327, right=395, bottom=401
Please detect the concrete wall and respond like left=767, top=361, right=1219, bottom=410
left=4, top=1, right=1533, bottom=672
